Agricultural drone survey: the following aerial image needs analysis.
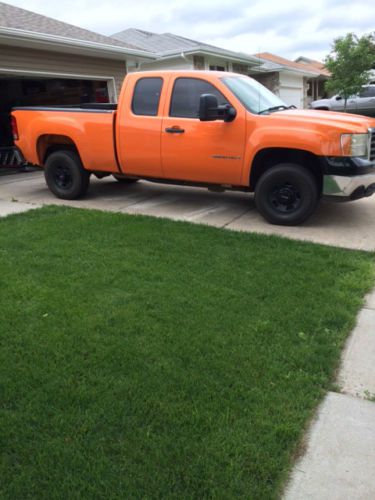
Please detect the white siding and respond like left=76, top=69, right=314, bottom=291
left=136, top=56, right=194, bottom=72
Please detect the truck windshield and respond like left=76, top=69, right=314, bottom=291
left=222, top=75, right=287, bottom=115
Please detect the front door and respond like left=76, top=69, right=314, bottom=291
left=161, top=77, right=246, bottom=186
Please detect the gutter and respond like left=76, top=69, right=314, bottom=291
left=0, top=26, right=156, bottom=60
left=156, top=48, right=262, bottom=67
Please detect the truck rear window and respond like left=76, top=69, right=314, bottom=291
left=132, top=78, right=163, bottom=116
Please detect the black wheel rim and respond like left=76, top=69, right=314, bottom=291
left=269, top=182, right=302, bottom=213
left=53, top=165, right=73, bottom=190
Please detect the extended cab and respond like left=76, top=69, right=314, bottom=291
left=12, top=70, right=375, bottom=225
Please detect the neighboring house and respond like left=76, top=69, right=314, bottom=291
left=112, top=30, right=323, bottom=110
left=111, top=28, right=263, bottom=75
left=0, top=1, right=153, bottom=160
left=295, top=56, right=331, bottom=104
left=252, top=53, right=323, bottom=109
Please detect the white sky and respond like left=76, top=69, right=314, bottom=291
left=5, top=0, right=375, bottom=61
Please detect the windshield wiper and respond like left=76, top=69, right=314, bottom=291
left=258, top=105, right=295, bottom=115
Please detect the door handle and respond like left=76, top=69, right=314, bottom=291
left=165, top=127, right=185, bottom=134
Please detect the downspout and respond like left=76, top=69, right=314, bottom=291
left=181, top=52, right=191, bottom=67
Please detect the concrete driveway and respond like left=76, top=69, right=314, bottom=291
left=1, top=169, right=375, bottom=251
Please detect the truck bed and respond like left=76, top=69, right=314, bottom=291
left=12, top=105, right=119, bottom=172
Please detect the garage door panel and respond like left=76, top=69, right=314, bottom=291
left=279, top=87, right=303, bottom=108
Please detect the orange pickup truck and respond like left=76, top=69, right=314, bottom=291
left=12, top=70, right=375, bottom=225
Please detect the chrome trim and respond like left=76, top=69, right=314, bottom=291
left=323, top=172, right=375, bottom=197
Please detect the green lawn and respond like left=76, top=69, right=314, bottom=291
left=0, top=206, right=373, bottom=499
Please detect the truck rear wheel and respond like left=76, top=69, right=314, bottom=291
left=44, top=150, right=90, bottom=200
left=254, top=163, right=319, bottom=225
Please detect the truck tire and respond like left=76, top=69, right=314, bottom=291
left=112, top=174, right=139, bottom=184
left=255, top=163, right=319, bottom=225
left=44, top=150, right=90, bottom=199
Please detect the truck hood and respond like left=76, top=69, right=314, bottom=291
left=269, top=109, right=375, bottom=133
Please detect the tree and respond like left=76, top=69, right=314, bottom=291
left=324, top=33, right=375, bottom=111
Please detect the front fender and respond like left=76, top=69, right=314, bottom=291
left=241, top=126, right=340, bottom=185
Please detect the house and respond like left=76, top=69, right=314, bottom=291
left=295, top=56, right=331, bottom=103
left=111, top=28, right=262, bottom=75
left=0, top=1, right=153, bottom=159
left=252, top=53, right=324, bottom=109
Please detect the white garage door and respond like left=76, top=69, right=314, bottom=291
left=278, top=72, right=305, bottom=109
left=278, top=87, right=303, bottom=108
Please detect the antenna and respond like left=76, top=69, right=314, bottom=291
left=258, top=48, right=261, bottom=113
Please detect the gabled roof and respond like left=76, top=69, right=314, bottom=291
left=112, top=28, right=197, bottom=53
left=295, top=56, right=331, bottom=77
left=112, top=28, right=261, bottom=66
left=0, top=1, right=153, bottom=59
left=255, top=52, right=320, bottom=76
left=0, top=1, right=139, bottom=48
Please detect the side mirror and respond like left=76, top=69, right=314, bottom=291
left=199, top=94, right=219, bottom=121
left=199, top=94, right=237, bottom=122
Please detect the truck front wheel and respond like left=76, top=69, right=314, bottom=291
left=44, top=150, right=90, bottom=200
left=254, top=163, right=319, bottom=225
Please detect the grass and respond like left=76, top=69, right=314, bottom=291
left=0, top=206, right=374, bottom=499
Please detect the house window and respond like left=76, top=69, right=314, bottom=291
left=132, top=77, right=163, bottom=116
left=209, top=65, right=226, bottom=71
left=169, top=78, right=229, bottom=118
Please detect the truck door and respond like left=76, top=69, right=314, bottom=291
left=116, top=76, right=165, bottom=177
left=331, top=95, right=357, bottom=113
left=161, top=77, right=246, bottom=185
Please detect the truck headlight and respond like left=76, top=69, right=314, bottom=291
left=341, top=133, right=369, bottom=158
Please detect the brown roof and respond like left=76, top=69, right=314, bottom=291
left=295, top=57, right=331, bottom=76
left=0, top=1, right=142, bottom=51
left=255, top=52, right=330, bottom=77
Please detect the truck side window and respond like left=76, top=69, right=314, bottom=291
left=170, top=78, right=229, bottom=118
left=132, top=78, right=163, bottom=116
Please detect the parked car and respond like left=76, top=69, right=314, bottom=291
left=12, top=70, right=375, bottom=226
left=310, top=85, right=375, bottom=117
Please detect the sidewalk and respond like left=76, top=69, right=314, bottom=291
left=0, top=198, right=41, bottom=217
left=284, top=290, right=375, bottom=499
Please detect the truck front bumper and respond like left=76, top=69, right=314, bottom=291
left=322, top=157, right=375, bottom=200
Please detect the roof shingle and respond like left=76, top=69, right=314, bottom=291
left=0, top=1, right=142, bottom=50
left=112, top=28, right=259, bottom=64
left=256, top=52, right=330, bottom=77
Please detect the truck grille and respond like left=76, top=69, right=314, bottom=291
left=370, top=129, right=375, bottom=162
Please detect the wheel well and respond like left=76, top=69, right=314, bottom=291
left=314, top=107, right=329, bottom=111
left=249, top=148, right=323, bottom=192
left=37, top=135, right=78, bottom=165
